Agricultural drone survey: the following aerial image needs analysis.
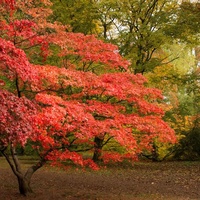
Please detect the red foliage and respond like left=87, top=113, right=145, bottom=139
left=0, top=38, right=38, bottom=82
left=0, top=0, right=15, bottom=10
left=0, top=90, right=37, bottom=146
left=53, top=33, right=130, bottom=70
left=0, top=0, right=176, bottom=170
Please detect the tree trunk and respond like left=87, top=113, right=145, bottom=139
left=17, top=176, right=33, bottom=196
left=151, top=142, right=159, bottom=162
left=2, top=146, right=46, bottom=196
left=92, top=136, right=104, bottom=162
left=17, top=159, right=46, bottom=195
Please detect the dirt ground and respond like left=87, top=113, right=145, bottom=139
left=1, top=159, right=200, bottom=200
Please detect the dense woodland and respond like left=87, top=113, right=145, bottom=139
left=0, top=0, right=200, bottom=196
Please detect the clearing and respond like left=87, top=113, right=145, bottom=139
left=0, top=158, right=200, bottom=200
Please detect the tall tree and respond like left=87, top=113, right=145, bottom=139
left=166, top=1, right=200, bottom=45
left=113, top=0, right=179, bottom=74
left=50, top=0, right=99, bottom=34
left=145, top=42, right=200, bottom=160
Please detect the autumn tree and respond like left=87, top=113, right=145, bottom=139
left=145, top=42, right=200, bottom=160
left=0, top=0, right=176, bottom=196
left=50, top=0, right=99, bottom=35
left=167, top=1, right=200, bottom=45
left=170, top=67, right=200, bottom=160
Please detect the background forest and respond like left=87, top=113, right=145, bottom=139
left=0, top=0, right=200, bottom=196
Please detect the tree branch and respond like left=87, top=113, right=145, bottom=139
left=1, top=148, right=23, bottom=178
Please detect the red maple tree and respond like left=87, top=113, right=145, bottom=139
left=0, top=0, right=176, bottom=196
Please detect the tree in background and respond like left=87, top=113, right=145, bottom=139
left=50, top=0, right=200, bottom=72
left=145, top=42, right=200, bottom=160
left=170, top=66, right=200, bottom=160
left=50, top=0, right=99, bottom=34
left=114, top=0, right=178, bottom=74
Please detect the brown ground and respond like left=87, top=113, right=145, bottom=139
left=0, top=158, right=200, bottom=200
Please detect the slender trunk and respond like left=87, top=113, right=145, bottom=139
left=151, top=142, right=159, bottom=162
left=103, top=24, right=107, bottom=39
left=92, top=136, right=104, bottom=162
left=1, top=146, right=46, bottom=196
left=17, top=176, right=33, bottom=196
left=18, top=159, right=46, bottom=195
